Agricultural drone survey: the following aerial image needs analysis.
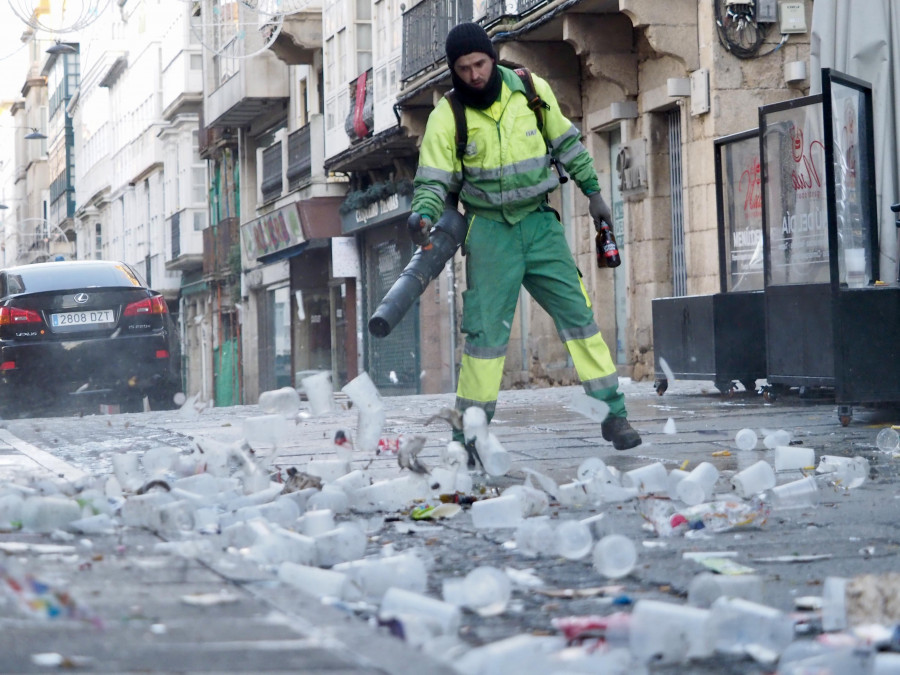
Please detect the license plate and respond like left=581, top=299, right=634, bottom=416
left=51, top=309, right=115, bottom=327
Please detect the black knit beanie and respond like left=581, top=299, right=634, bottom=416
left=445, top=22, right=496, bottom=68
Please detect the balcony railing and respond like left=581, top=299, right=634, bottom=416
left=401, top=0, right=472, bottom=82
left=203, top=217, right=240, bottom=277
left=480, top=0, right=550, bottom=26
left=286, top=123, right=312, bottom=188
left=260, top=141, right=283, bottom=201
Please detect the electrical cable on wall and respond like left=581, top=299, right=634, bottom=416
left=714, top=0, right=778, bottom=59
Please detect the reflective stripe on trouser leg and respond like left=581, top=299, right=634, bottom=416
left=455, top=214, right=525, bottom=424
left=519, top=209, right=626, bottom=418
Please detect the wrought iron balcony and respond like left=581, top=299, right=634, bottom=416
left=203, top=217, right=240, bottom=277
left=260, top=140, right=284, bottom=201
left=401, top=0, right=472, bottom=83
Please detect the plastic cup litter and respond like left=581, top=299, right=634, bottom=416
left=622, top=462, right=669, bottom=495
left=769, top=475, right=819, bottom=510
left=731, top=460, right=776, bottom=498
left=876, top=427, right=900, bottom=453
left=676, top=462, right=719, bottom=506
left=470, top=494, right=524, bottom=529
left=553, top=520, right=594, bottom=560
left=460, top=566, right=511, bottom=617
left=592, top=534, right=637, bottom=579
left=735, top=428, right=758, bottom=451
left=816, top=455, right=869, bottom=489
left=710, top=596, right=795, bottom=656
left=773, top=445, right=815, bottom=472
left=300, top=371, right=334, bottom=415
left=687, top=572, right=764, bottom=608
left=763, top=429, right=792, bottom=449
left=629, top=599, right=714, bottom=664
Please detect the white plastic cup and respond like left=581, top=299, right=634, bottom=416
left=577, top=457, right=616, bottom=484
left=462, top=406, right=488, bottom=443
left=331, top=470, right=371, bottom=495
left=478, top=433, right=512, bottom=477
left=244, top=525, right=317, bottom=566
left=379, top=587, right=461, bottom=643
left=306, top=459, right=351, bottom=483
left=142, top=446, right=180, bottom=477
left=822, top=576, right=848, bottom=631
left=0, top=493, right=23, bottom=529
left=676, top=462, right=719, bottom=506
left=763, top=429, right=792, bottom=449
left=314, top=521, right=367, bottom=567
left=20, top=496, right=82, bottom=533
left=150, top=500, right=196, bottom=535
left=769, top=475, right=819, bottom=510
left=773, top=445, right=815, bottom=472
left=710, top=596, right=795, bottom=655
left=629, top=599, right=714, bottom=664
left=351, top=475, right=430, bottom=513
left=306, top=486, right=350, bottom=514
left=119, top=491, right=176, bottom=528
left=667, top=469, right=690, bottom=498
left=278, top=561, right=360, bottom=600
left=341, top=371, right=382, bottom=412
left=502, top=485, right=548, bottom=518
left=876, top=427, right=900, bottom=454
left=553, top=520, right=594, bottom=560
left=592, top=534, right=637, bottom=579
left=569, top=393, right=610, bottom=422
left=622, top=462, right=669, bottom=495
left=258, top=386, right=302, bottom=417
left=459, top=566, right=511, bottom=616
left=242, top=414, right=289, bottom=449
left=556, top=481, right=591, bottom=507
left=112, top=452, right=145, bottom=492
left=687, top=572, right=764, bottom=608
left=470, top=494, right=523, bottom=529
left=300, top=371, right=334, bottom=416
left=334, top=551, right=427, bottom=599
left=816, top=455, right=869, bottom=489
left=515, top=516, right=555, bottom=558
left=298, top=509, right=336, bottom=537
left=731, top=460, right=776, bottom=498
left=441, top=441, right=468, bottom=468
left=342, top=372, right=385, bottom=453
left=735, top=428, right=758, bottom=451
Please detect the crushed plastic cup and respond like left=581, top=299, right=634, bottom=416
left=816, top=455, right=869, bottom=489
left=735, top=428, right=758, bottom=451
left=553, top=519, right=593, bottom=560
left=592, top=534, right=637, bottom=579
left=710, top=596, right=794, bottom=656
left=622, top=462, right=668, bottom=495
left=731, top=460, right=776, bottom=498
left=470, top=494, right=523, bottom=529
left=676, top=462, right=719, bottom=506
left=300, top=371, right=334, bottom=416
left=629, top=599, right=714, bottom=664
left=258, top=386, right=302, bottom=418
left=577, top=457, right=616, bottom=484
left=278, top=561, right=361, bottom=601
left=773, top=445, right=815, bottom=472
left=458, top=566, right=511, bottom=616
left=763, top=429, right=792, bottom=449
left=687, top=572, right=764, bottom=608
left=515, top=516, right=555, bottom=557
left=768, top=475, right=818, bottom=510
left=875, top=427, right=900, bottom=454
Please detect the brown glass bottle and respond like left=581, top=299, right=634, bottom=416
left=595, top=222, right=621, bottom=268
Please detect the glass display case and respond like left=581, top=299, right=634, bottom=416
left=652, top=129, right=767, bottom=395
left=759, top=69, right=899, bottom=424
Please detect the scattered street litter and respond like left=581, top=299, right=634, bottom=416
left=735, top=428, right=758, bottom=451
left=751, top=554, right=833, bottom=563
left=1, top=563, right=100, bottom=625
left=641, top=497, right=769, bottom=536
left=179, top=590, right=242, bottom=606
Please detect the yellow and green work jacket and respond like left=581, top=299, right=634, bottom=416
left=412, top=65, right=600, bottom=225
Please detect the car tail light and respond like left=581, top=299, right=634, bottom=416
left=156, top=350, right=169, bottom=359
left=0, top=361, right=14, bottom=371
left=0, top=307, right=42, bottom=325
left=124, top=296, right=169, bottom=316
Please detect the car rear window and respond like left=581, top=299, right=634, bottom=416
left=5, top=263, right=146, bottom=295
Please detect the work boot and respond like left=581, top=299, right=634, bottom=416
left=601, top=416, right=642, bottom=451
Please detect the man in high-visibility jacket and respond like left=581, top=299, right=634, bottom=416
left=410, top=22, right=641, bottom=452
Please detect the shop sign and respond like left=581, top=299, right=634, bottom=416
left=241, top=203, right=306, bottom=261
left=341, top=193, right=412, bottom=233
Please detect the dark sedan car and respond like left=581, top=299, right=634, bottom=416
left=0, top=260, right=182, bottom=415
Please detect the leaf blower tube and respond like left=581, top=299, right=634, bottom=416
left=368, top=207, right=468, bottom=338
